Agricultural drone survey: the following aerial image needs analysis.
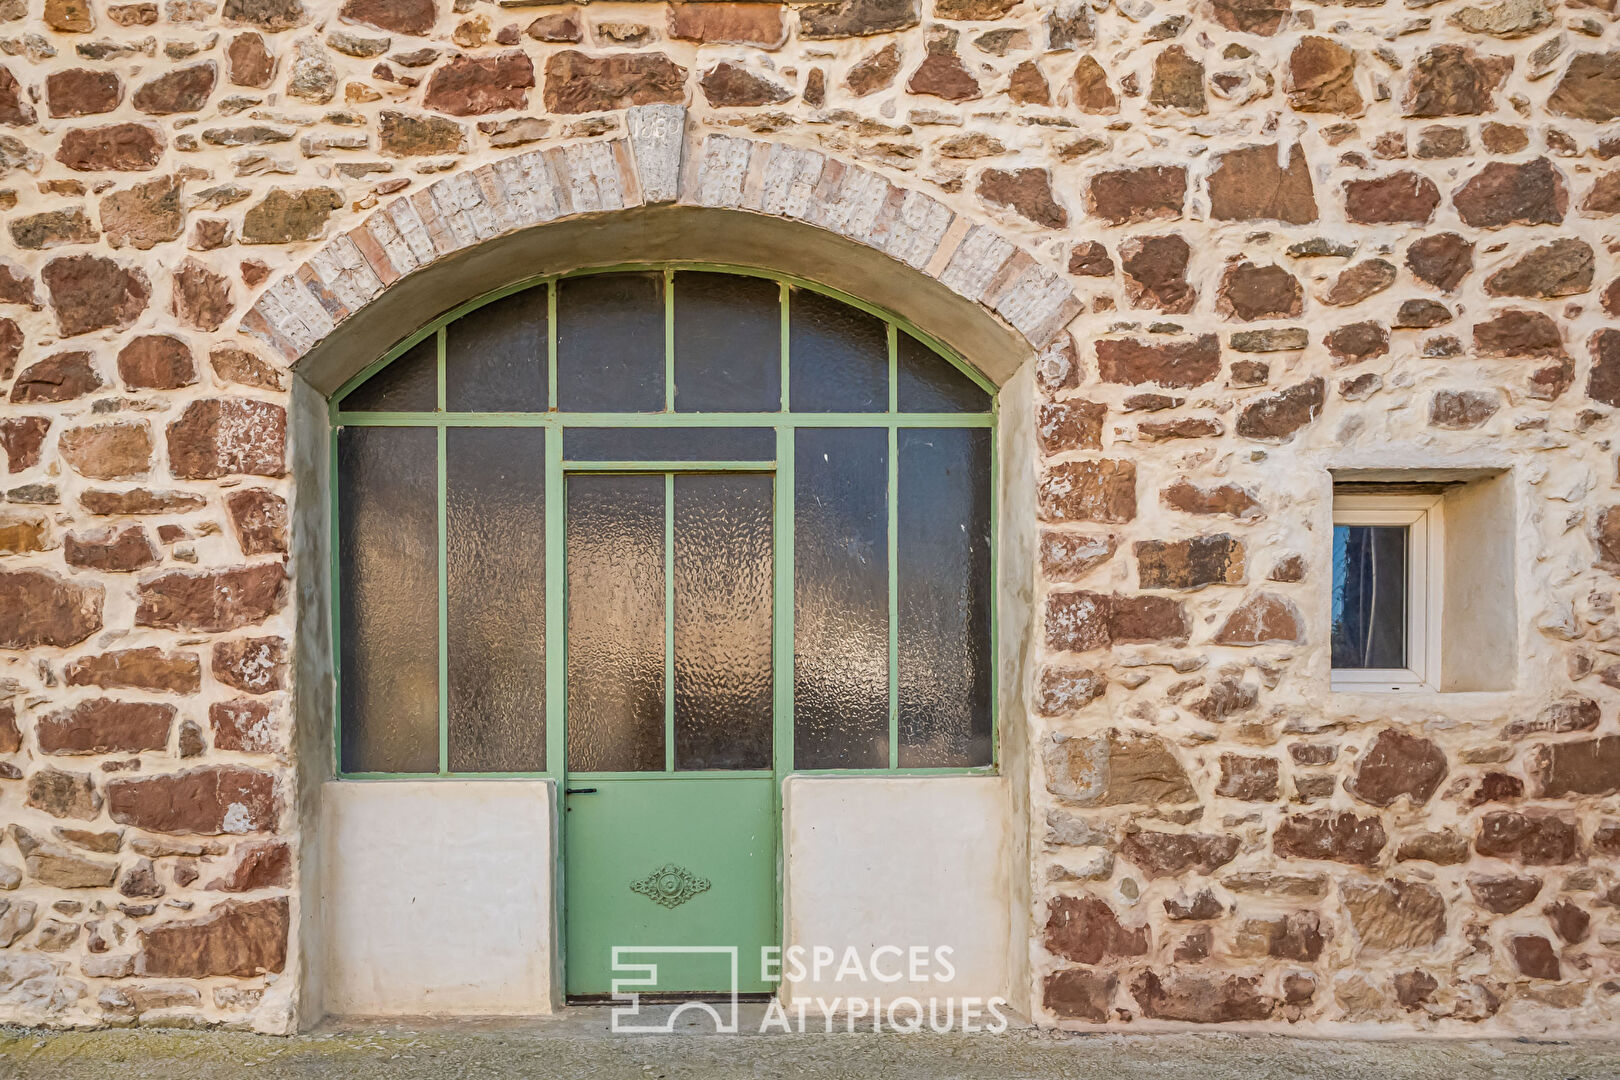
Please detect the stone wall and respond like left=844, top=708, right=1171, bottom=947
left=0, top=0, right=1615, bottom=1035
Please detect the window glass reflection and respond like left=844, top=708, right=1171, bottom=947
left=1331, top=525, right=1408, bottom=669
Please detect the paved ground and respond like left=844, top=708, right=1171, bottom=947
left=4, top=1008, right=1620, bottom=1080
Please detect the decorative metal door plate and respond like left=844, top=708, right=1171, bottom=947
left=630, top=863, right=711, bottom=908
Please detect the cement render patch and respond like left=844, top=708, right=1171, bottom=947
left=3, top=1014, right=1620, bottom=1080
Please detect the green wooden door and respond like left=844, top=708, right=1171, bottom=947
left=564, top=778, right=775, bottom=996
left=562, top=470, right=777, bottom=997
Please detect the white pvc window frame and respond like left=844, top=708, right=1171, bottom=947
left=1330, top=492, right=1444, bottom=692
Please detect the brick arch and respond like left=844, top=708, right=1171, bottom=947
left=239, top=105, right=1079, bottom=393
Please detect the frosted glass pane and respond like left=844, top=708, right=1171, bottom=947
left=445, top=286, right=548, bottom=412
left=341, top=336, right=437, bottom=413
left=897, top=428, right=992, bottom=767
left=897, top=332, right=990, bottom=413
left=564, top=427, right=773, bottom=462
left=674, top=474, right=773, bottom=770
left=556, top=273, right=664, bottom=412
left=567, top=474, right=665, bottom=771
left=788, top=289, right=887, bottom=413
left=447, top=428, right=546, bottom=773
left=674, top=272, right=781, bottom=412
left=794, top=428, right=888, bottom=769
left=339, top=426, right=439, bottom=773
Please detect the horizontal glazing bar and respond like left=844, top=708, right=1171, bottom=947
left=336, top=771, right=562, bottom=780
left=566, top=424, right=776, bottom=461
left=788, top=767, right=998, bottom=777
left=566, top=770, right=777, bottom=781
left=334, top=412, right=992, bottom=427
left=338, top=767, right=986, bottom=780
left=563, top=461, right=776, bottom=472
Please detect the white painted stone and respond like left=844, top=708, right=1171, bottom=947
left=427, top=177, right=482, bottom=251
left=694, top=134, right=752, bottom=209
left=759, top=144, right=825, bottom=219
left=627, top=104, right=686, bottom=204
left=451, top=169, right=510, bottom=240
left=246, top=294, right=305, bottom=355
left=333, top=232, right=387, bottom=295
left=256, top=276, right=334, bottom=354
left=939, top=226, right=1017, bottom=303
left=309, top=235, right=384, bottom=314
left=384, top=196, right=439, bottom=270
left=813, top=166, right=890, bottom=242
left=782, top=776, right=1011, bottom=1005
left=561, top=140, right=624, bottom=214
left=283, top=276, right=341, bottom=339
left=882, top=190, right=954, bottom=270
left=321, top=780, right=556, bottom=1016
left=993, top=264, right=1082, bottom=348
left=497, top=149, right=563, bottom=226
left=362, top=210, right=419, bottom=279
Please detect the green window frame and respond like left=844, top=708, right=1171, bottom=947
left=330, top=264, right=998, bottom=780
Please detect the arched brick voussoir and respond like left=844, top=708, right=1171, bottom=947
left=239, top=105, right=1081, bottom=369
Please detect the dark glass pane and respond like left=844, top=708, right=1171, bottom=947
left=340, top=335, right=437, bottom=412
left=556, top=273, right=664, bottom=412
left=445, top=286, right=548, bottom=412
left=1331, top=525, right=1408, bottom=669
left=564, top=427, right=774, bottom=462
left=788, top=289, right=888, bottom=413
left=897, top=429, right=992, bottom=767
left=794, top=428, right=888, bottom=768
left=897, top=333, right=990, bottom=413
left=674, top=474, right=773, bottom=770
left=567, top=474, right=665, bottom=771
left=338, top=426, right=439, bottom=773
left=674, top=272, right=781, bottom=413
left=447, top=428, right=546, bottom=772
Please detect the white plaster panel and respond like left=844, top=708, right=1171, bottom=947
left=782, top=776, right=1011, bottom=1004
left=320, top=780, right=556, bottom=1016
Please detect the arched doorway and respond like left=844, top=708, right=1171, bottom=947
left=329, top=267, right=997, bottom=999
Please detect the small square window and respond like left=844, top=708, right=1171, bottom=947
left=1331, top=492, right=1443, bottom=691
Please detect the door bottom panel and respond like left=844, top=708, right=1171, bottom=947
left=563, top=777, right=776, bottom=997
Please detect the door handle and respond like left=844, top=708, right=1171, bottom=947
left=565, top=787, right=598, bottom=795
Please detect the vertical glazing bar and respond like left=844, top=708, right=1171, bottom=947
left=664, top=471, right=675, bottom=773
left=436, top=431, right=449, bottom=776
left=773, top=283, right=793, bottom=935
left=545, top=422, right=564, bottom=778
left=778, top=281, right=790, bottom=412
left=546, top=279, right=558, bottom=411
left=886, top=322, right=899, bottom=769
left=988, top=397, right=999, bottom=768
left=772, top=427, right=794, bottom=773
left=887, top=323, right=898, bottom=413
left=664, top=268, right=676, bottom=413
left=328, top=424, right=343, bottom=774
left=436, top=326, right=447, bottom=412
left=436, top=328, right=449, bottom=773
left=887, top=428, right=899, bottom=770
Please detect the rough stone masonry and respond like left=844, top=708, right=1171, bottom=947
left=0, top=0, right=1617, bottom=1039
